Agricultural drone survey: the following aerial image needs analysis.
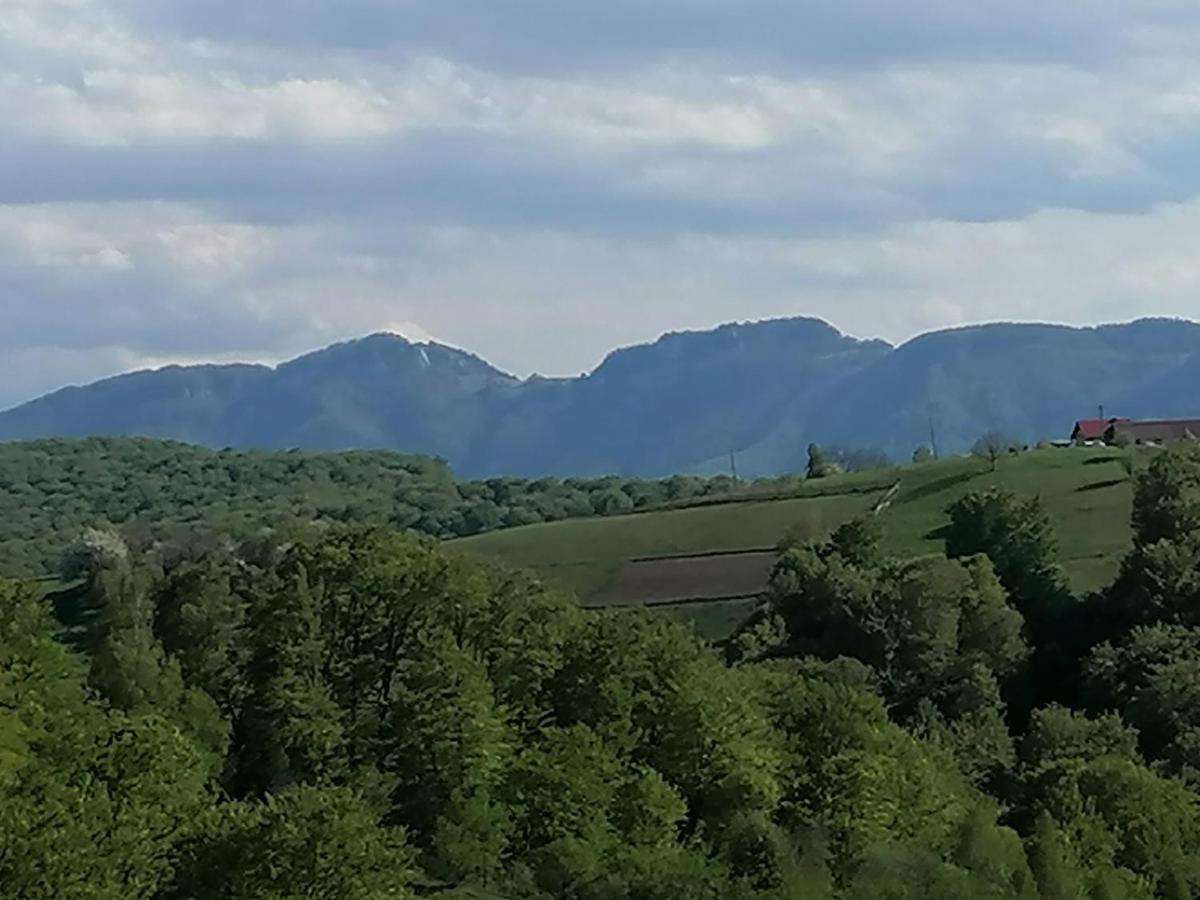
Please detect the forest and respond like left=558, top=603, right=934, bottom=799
left=6, top=444, right=1200, bottom=898
left=0, top=437, right=746, bottom=578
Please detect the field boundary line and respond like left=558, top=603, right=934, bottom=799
left=627, top=546, right=779, bottom=563
left=583, top=592, right=765, bottom=610
left=644, top=593, right=764, bottom=609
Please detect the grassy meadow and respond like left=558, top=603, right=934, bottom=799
left=453, top=446, right=1142, bottom=638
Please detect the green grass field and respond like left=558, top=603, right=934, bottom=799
left=452, top=447, right=1142, bottom=639
left=453, top=491, right=879, bottom=596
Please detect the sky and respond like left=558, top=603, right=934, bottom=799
left=6, top=1, right=1200, bottom=409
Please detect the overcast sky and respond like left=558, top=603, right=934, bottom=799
left=5, top=1, right=1200, bottom=409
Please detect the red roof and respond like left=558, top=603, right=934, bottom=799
left=1072, top=417, right=1130, bottom=440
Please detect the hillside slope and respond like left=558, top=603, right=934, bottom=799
left=0, top=437, right=738, bottom=578
left=4, top=317, right=1200, bottom=476
left=453, top=447, right=1139, bottom=637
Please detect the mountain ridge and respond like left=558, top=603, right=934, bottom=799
left=4, top=315, right=1200, bottom=476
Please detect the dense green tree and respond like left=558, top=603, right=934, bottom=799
left=1104, top=535, right=1200, bottom=635
left=387, top=637, right=515, bottom=875
left=161, top=784, right=417, bottom=900
left=1096, top=446, right=1200, bottom=647
left=1018, top=755, right=1199, bottom=898
left=12, top=476, right=1200, bottom=899
left=945, top=488, right=1072, bottom=632
left=0, top=437, right=743, bottom=577
left=945, top=487, right=1079, bottom=718
left=1132, top=444, right=1200, bottom=546
left=1016, top=707, right=1200, bottom=898
left=232, top=565, right=348, bottom=795
left=806, top=444, right=841, bottom=480
left=842, top=808, right=1037, bottom=900
left=1020, top=706, right=1140, bottom=768
left=545, top=612, right=782, bottom=833
left=87, top=561, right=230, bottom=772
left=769, top=541, right=1026, bottom=722
left=152, top=550, right=250, bottom=715
left=0, top=581, right=213, bottom=900
left=593, top=488, right=636, bottom=516
left=1083, top=625, right=1200, bottom=774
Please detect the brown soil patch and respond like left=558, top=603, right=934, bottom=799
left=589, top=550, right=777, bottom=608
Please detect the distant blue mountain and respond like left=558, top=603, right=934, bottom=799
left=4, top=317, right=1199, bottom=477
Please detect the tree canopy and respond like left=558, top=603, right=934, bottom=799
left=0, top=437, right=744, bottom=577
left=8, top=445, right=1200, bottom=897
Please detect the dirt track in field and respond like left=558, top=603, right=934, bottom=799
left=588, top=550, right=778, bottom=608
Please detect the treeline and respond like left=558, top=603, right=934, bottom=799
left=0, top=437, right=745, bottom=577
left=8, top=445, right=1200, bottom=897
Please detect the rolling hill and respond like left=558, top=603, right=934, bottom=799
left=0, top=437, right=739, bottom=578
left=4, top=317, right=1200, bottom=476
left=452, top=446, right=1141, bottom=638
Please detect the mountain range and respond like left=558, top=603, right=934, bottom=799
left=4, top=316, right=1200, bottom=477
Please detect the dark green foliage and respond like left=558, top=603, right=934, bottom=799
left=1132, top=445, right=1200, bottom=546
left=807, top=444, right=841, bottom=480
left=1017, top=753, right=1200, bottom=898
left=840, top=808, right=1038, bottom=900
left=1020, top=706, right=1140, bottom=768
left=0, top=581, right=213, bottom=900
left=828, top=516, right=885, bottom=567
left=1098, top=446, right=1200, bottom=643
left=768, top=535, right=1027, bottom=722
left=767, top=537, right=1028, bottom=789
left=945, top=488, right=1080, bottom=718
left=16, top=445, right=1200, bottom=896
left=1083, top=625, right=1200, bottom=774
left=0, top=528, right=1020, bottom=899
left=0, top=437, right=739, bottom=577
left=160, top=784, right=417, bottom=900
left=945, top=488, right=1072, bottom=630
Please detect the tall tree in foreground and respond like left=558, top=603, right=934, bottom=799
left=1102, top=443, right=1200, bottom=641
left=0, top=580, right=212, bottom=900
left=945, top=488, right=1078, bottom=717
left=160, top=784, right=417, bottom=900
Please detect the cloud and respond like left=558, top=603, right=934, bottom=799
left=117, top=0, right=1184, bottom=74
left=5, top=0, right=1200, bottom=408
left=6, top=52, right=1200, bottom=235
left=6, top=196, right=1200, bottom=405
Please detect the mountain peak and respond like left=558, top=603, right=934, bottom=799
left=278, top=331, right=517, bottom=382
left=592, top=316, right=873, bottom=375
left=4, top=316, right=1200, bottom=476
left=378, top=320, right=441, bottom=345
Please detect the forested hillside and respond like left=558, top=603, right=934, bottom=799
left=8, top=445, right=1200, bottom=898
left=0, top=437, right=738, bottom=577
left=5, top=317, right=1200, bottom=476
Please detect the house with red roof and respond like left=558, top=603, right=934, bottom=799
left=1106, top=419, right=1200, bottom=444
left=1069, top=416, right=1200, bottom=445
left=1070, top=418, right=1130, bottom=443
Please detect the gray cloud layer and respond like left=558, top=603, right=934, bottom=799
left=4, top=0, right=1200, bottom=409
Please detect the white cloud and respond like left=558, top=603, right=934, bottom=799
left=0, top=55, right=785, bottom=153
left=5, top=0, right=1200, bottom=408
left=1, top=72, right=389, bottom=144
left=7, top=195, right=1200, bottom=400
